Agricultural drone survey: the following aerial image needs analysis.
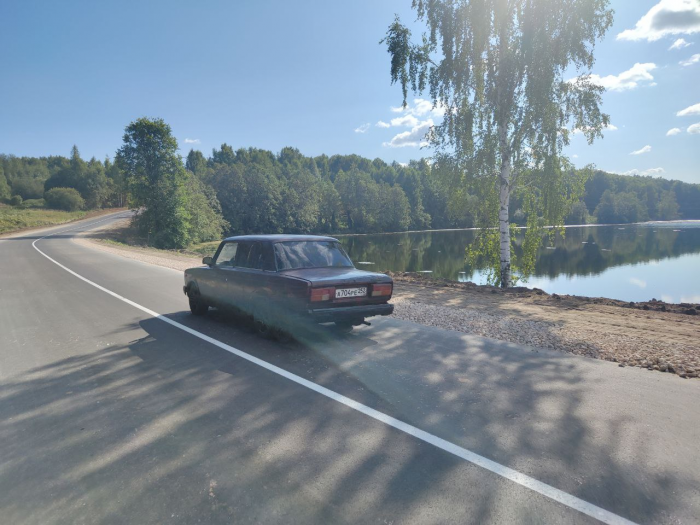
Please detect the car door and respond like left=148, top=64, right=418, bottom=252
left=234, top=241, right=276, bottom=318
left=227, top=241, right=254, bottom=312
left=203, top=241, right=239, bottom=308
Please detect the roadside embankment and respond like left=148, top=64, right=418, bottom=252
left=76, top=217, right=700, bottom=379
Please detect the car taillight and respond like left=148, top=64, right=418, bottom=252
left=372, top=283, right=392, bottom=297
left=310, top=287, right=334, bottom=302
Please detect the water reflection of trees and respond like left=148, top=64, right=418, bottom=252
left=340, top=226, right=700, bottom=280
left=531, top=227, right=697, bottom=278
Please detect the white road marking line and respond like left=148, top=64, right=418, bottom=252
left=32, top=220, right=638, bottom=525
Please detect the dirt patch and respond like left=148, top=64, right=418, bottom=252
left=389, top=272, right=699, bottom=379
left=77, top=221, right=700, bottom=379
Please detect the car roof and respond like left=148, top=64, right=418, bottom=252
left=222, top=234, right=339, bottom=243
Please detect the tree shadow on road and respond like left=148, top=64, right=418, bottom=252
left=0, top=312, right=695, bottom=524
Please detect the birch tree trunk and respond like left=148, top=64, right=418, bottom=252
left=498, top=113, right=512, bottom=288
left=498, top=159, right=512, bottom=288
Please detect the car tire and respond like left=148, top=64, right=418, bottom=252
left=188, top=287, right=209, bottom=316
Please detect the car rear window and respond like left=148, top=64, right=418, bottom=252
left=274, top=241, right=354, bottom=270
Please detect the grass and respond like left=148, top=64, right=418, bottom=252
left=0, top=205, right=87, bottom=235
left=92, top=221, right=220, bottom=259
left=188, top=241, right=220, bottom=257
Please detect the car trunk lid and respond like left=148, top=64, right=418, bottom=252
left=280, top=267, right=391, bottom=286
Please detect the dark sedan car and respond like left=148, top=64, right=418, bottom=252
left=183, top=235, right=394, bottom=333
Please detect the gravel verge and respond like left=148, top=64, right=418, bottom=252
left=390, top=294, right=699, bottom=379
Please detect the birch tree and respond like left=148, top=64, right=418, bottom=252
left=383, top=0, right=613, bottom=286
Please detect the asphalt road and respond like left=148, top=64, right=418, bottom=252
left=1, top=213, right=698, bottom=525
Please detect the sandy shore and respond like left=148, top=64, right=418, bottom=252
left=75, top=218, right=700, bottom=379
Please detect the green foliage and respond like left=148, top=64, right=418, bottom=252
left=382, top=0, right=614, bottom=286
left=12, top=178, right=44, bottom=200
left=183, top=174, right=229, bottom=245
left=104, top=158, right=127, bottom=208
left=317, top=180, right=343, bottom=233
left=143, top=177, right=191, bottom=249
left=22, top=198, right=45, bottom=209
left=657, top=190, right=680, bottom=221
left=565, top=201, right=591, bottom=225
left=117, top=118, right=190, bottom=248
left=1, top=122, right=697, bottom=259
left=44, top=146, right=113, bottom=208
left=199, top=145, right=440, bottom=236
left=186, top=149, right=208, bottom=176
left=335, top=168, right=380, bottom=232
left=116, top=118, right=226, bottom=249
left=173, top=143, right=700, bottom=241
left=594, top=190, right=647, bottom=224
left=10, top=195, right=23, bottom=207
left=583, top=170, right=697, bottom=221
left=116, top=118, right=181, bottom=204
left=379, top=184, right=412, bottom=231
left=0, top=150, right=119, bottom=209
left=0, top=168, right=10, bottom=201
left=44, top=187, right=85, bottom=211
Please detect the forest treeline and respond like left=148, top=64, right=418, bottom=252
left=1, top=145, right=699, bottom=243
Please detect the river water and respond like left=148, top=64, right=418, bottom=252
left=339, top=221, right=700, bottom=303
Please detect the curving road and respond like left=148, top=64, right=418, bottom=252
left=1, top=212, right=698, bottom=525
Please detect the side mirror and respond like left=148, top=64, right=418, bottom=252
left=202, top=256, right=213, bottom=266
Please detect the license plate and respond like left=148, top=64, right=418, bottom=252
left=335, top=287, right=367, bottom=299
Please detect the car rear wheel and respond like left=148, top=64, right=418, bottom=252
left=188, top=287, right=209, bottom=316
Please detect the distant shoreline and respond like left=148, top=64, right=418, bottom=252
left=333, top=219, right=700, bottom=237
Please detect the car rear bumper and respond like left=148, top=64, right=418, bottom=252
left=309, top=303, right=394, bottom=323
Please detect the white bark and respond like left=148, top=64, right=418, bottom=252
left=498, top=159, right=512, bottom=288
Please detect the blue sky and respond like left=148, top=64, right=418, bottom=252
left=1, top=0, right=698, bottom=182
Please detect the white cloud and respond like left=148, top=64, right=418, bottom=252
left=390, top=114, right=419, bottom=128
left=666, top=127, right=682, bottom=135
left=184, top=138, right=200, bottom=144
left=378, top=98, right=445, bottom=148
left=688, top=123, right=700, bottom=134
left=575, top=63, right=657, bottom=92
left=617, top=0, right=700, bottom=42
left=354, top=123, right=371, bottom=133
left=572, top=123, right=618, bottom=134
left=677, top=103, right=700, bottom=116
left=390, top=98, right=445, bottom=118
left=629, top=277, right=647, bottom=289
left=669, top=37, right=693, bottom=49
left=383, top=119, right=433, bottom=148
left=622, top=167, right=666, bottom=176
left=680, top=53, right=700, bottom=66
left=630, top=145, right=652, bottom=155
left=572, top=154, right=579, bottom=159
